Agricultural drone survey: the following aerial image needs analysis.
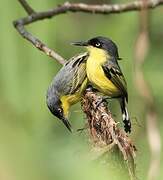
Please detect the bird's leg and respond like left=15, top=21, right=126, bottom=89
left=86, top=84, right=98, bottom=92
left=95, top=96, right=112, bottom=110
left=77, top=123, right=89, bottom=132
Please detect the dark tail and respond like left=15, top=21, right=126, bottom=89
left=119, top=98, right=131, bottom=133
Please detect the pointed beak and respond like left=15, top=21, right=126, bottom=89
left=71, top=41, right=88, bottom=46
left=61, top=117, right=72, bottom=132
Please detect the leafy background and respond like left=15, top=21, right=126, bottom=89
left=0, top=0, right=163, bottom=179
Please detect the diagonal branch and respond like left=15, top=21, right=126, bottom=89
left=18, top=0, right=35, bottom=15
left=14, top=22, right=66, bottom=64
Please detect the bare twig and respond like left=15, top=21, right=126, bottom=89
left=82, top=88, right=136, bottom=179
left=16, top=0, right=163, bottom=24
left=13, top=22, right=65, bottom=64
left=13, top=0, right=163, bottom=64
left=18, top=0, right=35, bottom=15
left=134, top=1, right=161, bottom=179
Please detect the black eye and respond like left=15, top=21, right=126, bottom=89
left=95, top=42, right=101, bottom=47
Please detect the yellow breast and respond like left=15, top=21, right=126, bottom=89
left=86, top=47, right=120, bottom=96
left=61, top=78, right=88, bottom=117
left=61, top=93, right=80, bottom=117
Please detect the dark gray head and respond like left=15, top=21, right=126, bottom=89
left=72, top=36, right=121, bottom=60
left=46, top=89, right=72, bottom=132
left=46, top=92, right=63, bottom=118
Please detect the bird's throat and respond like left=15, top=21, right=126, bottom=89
left=87, top=46, right=108, bottom=65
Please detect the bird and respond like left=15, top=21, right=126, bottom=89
left=72, top=36, right=131, bottom=133
left=46, top=52, right=88, bottom=132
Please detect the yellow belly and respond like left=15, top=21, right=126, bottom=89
left=61, top=78, right=88, bottom=117
left=60, top=93, right=80, bottom=118
left=86, top=56, right=120, bottom=97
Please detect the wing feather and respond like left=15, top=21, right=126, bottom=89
left=102, top=59, right=128, bottom=102
left=53, top=52, right=88, bottom=95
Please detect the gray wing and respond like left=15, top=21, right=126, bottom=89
left=102, top=58, right=128, bottom=102
left=51, top=52, right=88, bottom=95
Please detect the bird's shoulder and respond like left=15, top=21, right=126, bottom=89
left=102, top=57, right=128, bottom=102
left=52, top=52, right=88, bottom=95
left=64, top=52, right=88, bottom=68
left=102, top=57, right=123, bottom=78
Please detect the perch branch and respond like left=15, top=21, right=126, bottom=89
left=82, top=87, right=136, bottom=179
left=13, top=0, right=163, bottom=64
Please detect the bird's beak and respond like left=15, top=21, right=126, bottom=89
left=61, top=117, right=72, bottom=132
left=71, top=41, right=88, bottom=46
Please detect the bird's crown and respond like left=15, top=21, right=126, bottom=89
left=87, top=36, right=120, bottom=58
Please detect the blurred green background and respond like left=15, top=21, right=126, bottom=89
left=0, top=0, right=163, bottom=179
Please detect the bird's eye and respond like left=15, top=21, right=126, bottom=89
left=95, top=42, right=101, bottom=47
left=58, top=108, right=62, bottom=113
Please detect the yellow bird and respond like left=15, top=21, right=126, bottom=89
left=46, top=52, right=88, bottom=132
left=72, top=36, right=131, bottom=133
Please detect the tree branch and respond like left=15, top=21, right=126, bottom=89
left=13, top=22, right=66, bottom=64
left=18, top=0, right=35, bottom=15
left=13, top=0, right=163, bottom=64
left=16, top=0, right=163, bottom=25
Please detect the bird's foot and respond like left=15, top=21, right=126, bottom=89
left=95, top=96, right=111, bottom=110
left=77, top=123, right=88, bottom=133
left=86, top=85, right=98, bottom=93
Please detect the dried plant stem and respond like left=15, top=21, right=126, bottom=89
left=82, top=88, right=136, bottom=179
